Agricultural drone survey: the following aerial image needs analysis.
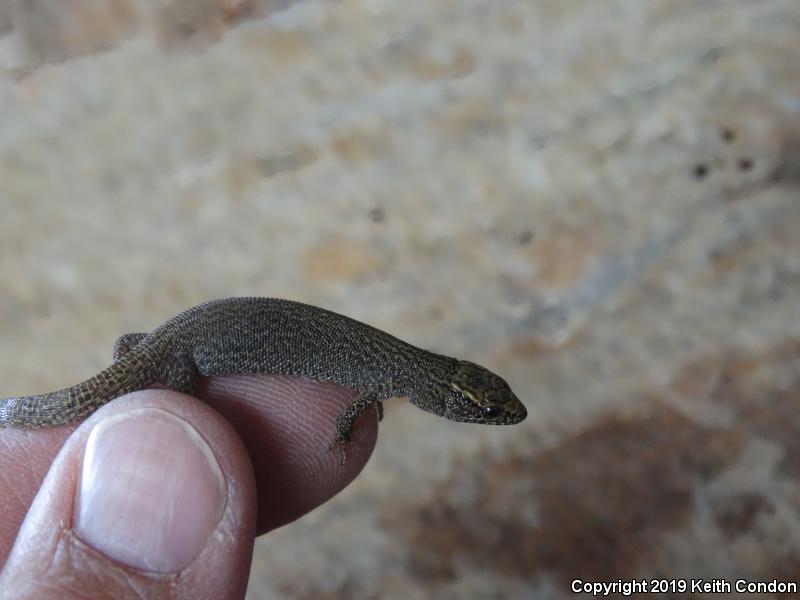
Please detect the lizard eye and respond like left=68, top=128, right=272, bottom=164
left=482, top=405, right=503, bottom=419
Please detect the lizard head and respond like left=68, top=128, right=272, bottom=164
left=432, top=360, right=527, bottom=425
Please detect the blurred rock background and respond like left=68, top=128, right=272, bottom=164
left=1, top=0, right=799, bottom=598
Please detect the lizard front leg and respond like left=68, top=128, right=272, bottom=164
left=329, top=391, right=382, bottom=464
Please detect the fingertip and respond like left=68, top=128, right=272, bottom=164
left=0, top=391, right=257, bottom=600
left=75, top=408, right=228, bottom=572
left=199, top=374, right=378, bottom=533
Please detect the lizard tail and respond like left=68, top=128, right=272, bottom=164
left=0, top=358, right=157, bottom=428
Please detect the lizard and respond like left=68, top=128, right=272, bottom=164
left=0, top=298, right=527, bottom=457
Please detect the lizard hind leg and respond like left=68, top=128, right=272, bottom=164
left=112, top=333, right=148, bottom=362
left=160, top=352, right=200, bottom=396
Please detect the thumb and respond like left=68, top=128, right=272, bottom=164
left=0, top=390, right=257, bottom=600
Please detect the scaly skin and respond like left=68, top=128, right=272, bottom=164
left=0, top=298, right=527, bottom=450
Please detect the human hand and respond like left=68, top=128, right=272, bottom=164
left=0, top=376, right=378, bottom=599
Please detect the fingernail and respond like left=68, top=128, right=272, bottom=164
left=74, top=408, right=226, bottom=573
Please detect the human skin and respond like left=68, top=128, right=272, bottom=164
left=0, top=375, right=378, bottom=599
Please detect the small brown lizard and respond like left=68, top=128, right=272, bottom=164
left=0, top=298, right=527, bottom=451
